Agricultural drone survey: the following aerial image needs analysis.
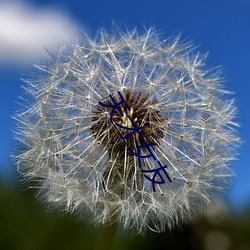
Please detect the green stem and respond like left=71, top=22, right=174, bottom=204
left=94, top=221, right=117, bottom=250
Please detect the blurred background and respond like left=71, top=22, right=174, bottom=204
left=0, top=0, right=249, bottom=249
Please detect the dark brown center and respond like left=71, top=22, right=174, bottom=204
left=90, top=90, right=165, bottom=161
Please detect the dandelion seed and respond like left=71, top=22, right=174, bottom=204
left=14, top=27, right=240, bottom=234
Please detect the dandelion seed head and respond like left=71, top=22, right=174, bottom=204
left=14, top=27, right=240, bottom=233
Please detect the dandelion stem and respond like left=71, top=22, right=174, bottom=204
left=94, top=221, right=117, bottom=250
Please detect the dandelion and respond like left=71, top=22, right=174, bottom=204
left=14, top=27, right=240, bottom=235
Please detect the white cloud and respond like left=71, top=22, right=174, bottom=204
left=0, top=1, right=78, bottom=65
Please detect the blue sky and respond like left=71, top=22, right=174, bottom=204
left=1, top=0, right=249, bottom=210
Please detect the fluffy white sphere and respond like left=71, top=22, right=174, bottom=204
left=14, top=28, right=240, bottom=233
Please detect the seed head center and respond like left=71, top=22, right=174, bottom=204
left=90, top=90, right=165, bottom=159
